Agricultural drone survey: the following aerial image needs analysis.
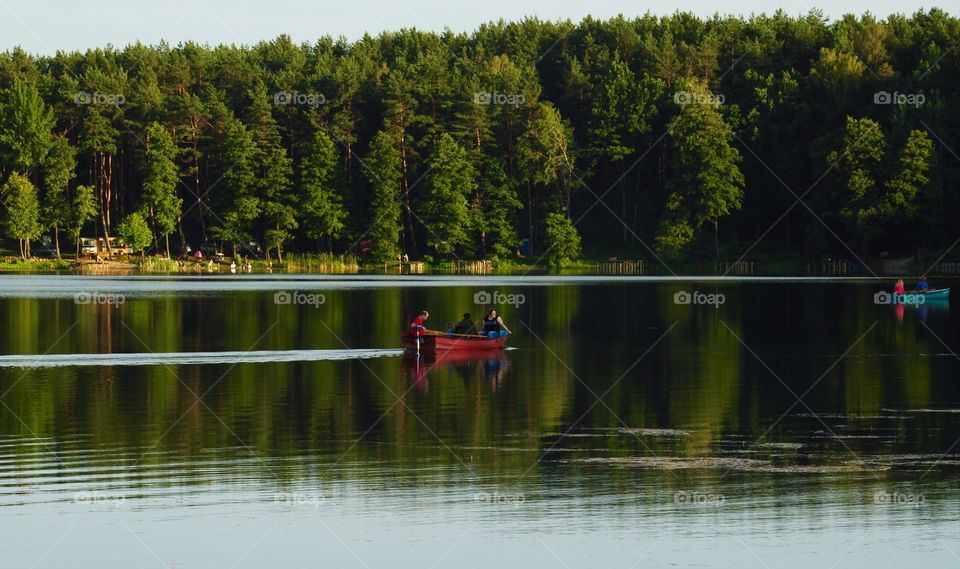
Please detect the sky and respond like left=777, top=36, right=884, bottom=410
left=0, top=0, right=953, bottom=54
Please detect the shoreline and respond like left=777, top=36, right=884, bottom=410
left=0, top=256, right=954, bottom=278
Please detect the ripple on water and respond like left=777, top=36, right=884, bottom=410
left=537, top=428, right=692, bottom=438
left=882, top=408, right=960, bottom=414
left=571, top=456, right=886, bottom=473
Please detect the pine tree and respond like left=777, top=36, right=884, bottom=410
left=361, top=131, right=403, bottom=262
left=248, top=86, right=296, bottom=261
left=212, top=119, right=260, bottom=257
left=0, top=79, right=55, bottom=172
left=470, top=158, right=521, bottom=258
left=300, top=129, right=347, bottom=250
left=656, top=82, right=744, bottom=258
left=421, top=133, right=475, bottom=257
left=41, top=135, right=76, bottom=258
left=142, top=122, right=183, bottom=257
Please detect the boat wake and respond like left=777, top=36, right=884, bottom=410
left=0, top=348, right=404, bottom=368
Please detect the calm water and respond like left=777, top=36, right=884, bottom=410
left=1, top=275, right=959, bottom=568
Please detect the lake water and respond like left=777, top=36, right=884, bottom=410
left=1, top=275, right=958, bottom=568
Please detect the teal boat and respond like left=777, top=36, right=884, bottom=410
left=905, top=288, right=950, bottom=300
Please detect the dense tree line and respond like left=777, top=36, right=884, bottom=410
left=0, top=9, right=958, bottom=265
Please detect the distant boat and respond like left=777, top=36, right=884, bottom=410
left=403, top=331, right=508, bottom=353
left=905, top=288, right=950, bottom=300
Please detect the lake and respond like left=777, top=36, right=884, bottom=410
left=1, top=275, right=958, bottom=568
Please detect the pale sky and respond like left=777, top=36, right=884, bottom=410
left=0, top=0, right=952, bottom=54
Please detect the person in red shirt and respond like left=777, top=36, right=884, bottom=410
left=409, top=310, right=430, bottom=338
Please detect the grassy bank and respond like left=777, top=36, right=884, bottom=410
left=136, top=257, right=181, bottom=273
left=0, top=258, right=74, bottom=272
left=282, top=253, right=359, bottom=273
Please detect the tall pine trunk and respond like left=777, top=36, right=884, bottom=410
left=714, top=218, right=720, bottom=261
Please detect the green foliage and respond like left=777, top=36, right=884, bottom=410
left=361, top=130, right=403, bottom=262
left=543, top=212, right=582, bottom=267
left=471, top=159, right=522, bottom=258
left=519, top=102, right=580, bottom=213
left=884, top=129, right=934, bottom=219
left=40, top=135, right=76, bottom=256
left=70, top=185, right=98, bottom=256
left=212, top=120, right=260, bottom=251
left=141, top=122, right=182, bottom=256
left=589, top=54, right=663, bottom=162
left=0, top=79, right=55, bottom=171
left=3, top=173, right=42, bottom=258
left=0, top=12, right=958, bottom=265
left=421, top=133, right=475, bottom=256
left=834, top=116, right=887, bottom=225
left=249, top=86, right=296, bottom=260
left=116, top=211, right=153, bottom=255
left=300, top=129, right=347, bottom=244
left=831, top=119, right=934, bottom=252
left=657, top=82, right=744, bottom=257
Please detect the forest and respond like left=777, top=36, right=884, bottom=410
left=0, top=9, right=958, bottom=266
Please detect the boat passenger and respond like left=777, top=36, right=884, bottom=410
left=409, top=311, right=430, bottom=342
left=893, top=279, right=905, bottom=294
left=446, top=321, right=455, bottom=335
left=481, top=309, right=512, bottom=338
left=916, top=276, right=929, bottom=291
left=453, top=313, right=476, bottom=335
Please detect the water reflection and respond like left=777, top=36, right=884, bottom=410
left=1, top=277, right=959, bottom=568
left=403, top=351, right=511, bottom=391
left=891, top=295, right=950, bottom=323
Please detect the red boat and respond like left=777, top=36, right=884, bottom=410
left=402, top=331, right=508, bottom=353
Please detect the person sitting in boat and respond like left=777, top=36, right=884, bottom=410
left=481, top=309, right=512, bottom=338
left=916, top=276, right=929, bottom=291
left=445, top=321, right=456, bottom=335
left=453, top=313, right=477, bottom=335
left=409, top=311, right=430, bottom=341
